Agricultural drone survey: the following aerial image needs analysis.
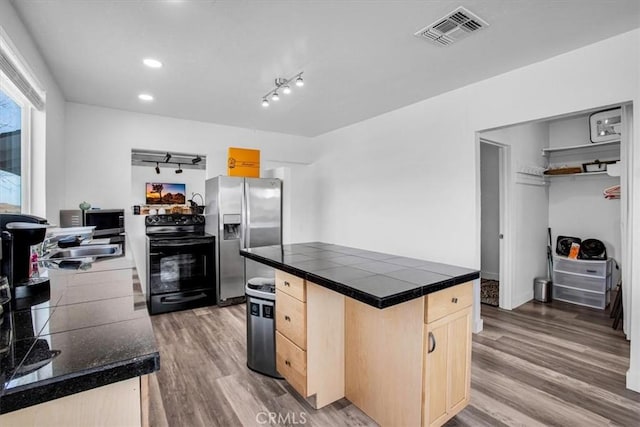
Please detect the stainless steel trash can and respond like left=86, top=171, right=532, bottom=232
left=246, top=277, right=282, bottom=378
left=533, top=277, right=552, bottom=303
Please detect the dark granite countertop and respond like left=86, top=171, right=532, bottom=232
left=0, top=246, right=159, bottom=414
left=240, top=242, right=479, bottom=308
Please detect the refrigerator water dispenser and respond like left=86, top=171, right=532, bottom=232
left=223, top=214, right=241, bottom=240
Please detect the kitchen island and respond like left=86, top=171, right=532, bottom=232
left=241, top=242, right=479, bottom=427
left=0, top=250, right=159, bottom=426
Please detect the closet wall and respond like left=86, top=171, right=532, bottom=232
left=547, top=113, right=621, bottom=261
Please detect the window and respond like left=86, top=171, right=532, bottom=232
left=0, top=85, right=23, bottom=213
left=0, top=27, right=43, bottom=214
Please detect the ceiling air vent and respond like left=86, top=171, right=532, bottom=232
left=414, top=6, right=489, bottom=46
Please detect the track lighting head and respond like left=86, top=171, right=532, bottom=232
left=155, top=162, right=160, bottom=174
left=175, top=164, right=183, bottom=174
left=192, top=155, right=202, bottom=165
left=163, top=152, right=172, bottom=163
left=261, top=72, right=304, bottom=107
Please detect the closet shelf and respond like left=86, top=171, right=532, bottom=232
left=541, top=140, right=620, bottom=156
left=545, top=171, right=618, bottom=178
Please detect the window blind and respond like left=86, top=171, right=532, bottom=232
left=0, top=49, right=44, bottom=111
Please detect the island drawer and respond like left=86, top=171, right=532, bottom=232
left=425, top=282, right=473, bottom=324
left=276, top=331, right=307, bottom=397
left=275, top=289, right=307, bottom=349
left=276, top=270, right=306, bottom=302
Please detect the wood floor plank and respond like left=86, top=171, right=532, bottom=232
left=149, top=299, right=639, bottom=427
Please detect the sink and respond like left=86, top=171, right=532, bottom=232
left=45, top=244, right=122, bottom=260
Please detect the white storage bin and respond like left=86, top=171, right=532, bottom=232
left=553, top=257, right=609, bottom=278
left=552, top=285, right=608, bottom=309
left=553, top=271, right=608, bottom=293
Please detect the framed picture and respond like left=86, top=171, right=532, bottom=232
left=589, top=108, right=622, bottom=143
left=146, top=182, right=186, bottom=205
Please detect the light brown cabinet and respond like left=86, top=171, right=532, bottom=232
left=273, top=267, right=473, bottom=426
left=423, top=285, right=472, bottom=427
left=274, top=270, right=345, bottom=408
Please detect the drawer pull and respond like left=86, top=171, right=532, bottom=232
left=452, top=297, right=458, bottom=304
left=284, top=315, right=291, bottom=321
left=284, top=281, right=290, bottom=287
left=428, top=332, right=436, bottom=354
left=586, top=269, right=597, bottom=274
left=285, top=360, right=291, bottom=366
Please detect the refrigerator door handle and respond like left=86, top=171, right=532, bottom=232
left=243, top=179, right=251, bottom=249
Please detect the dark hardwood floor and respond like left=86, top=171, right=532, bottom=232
left=149, top=298, right=639, bottom=427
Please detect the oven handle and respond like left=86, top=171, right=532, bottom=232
left=150, top=240, right=212, bottom=248
left=161, top=293, right=207, bottom=305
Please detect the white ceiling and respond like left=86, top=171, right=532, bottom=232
left=11, top=0, right=640, bottom=137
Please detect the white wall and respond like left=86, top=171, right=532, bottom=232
left=480, top=143, right=499, bottom=280
left=0, top=0, right=66, bottom=220
left=63, top=103, right=315, bottom=209
left=310, top=29, right=640, bottom=390
left=548, top=114, right=621, bottom=260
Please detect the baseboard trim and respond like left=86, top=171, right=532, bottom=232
left=512, top=290, right=534, bottom=310
left=474, top=318, right=484, bottom=334
left=627, top=368, right=640, bottom=392
left=481, top=272, right=499, bottom=281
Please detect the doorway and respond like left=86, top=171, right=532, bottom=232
left=480, top=141, right=500, bottom=306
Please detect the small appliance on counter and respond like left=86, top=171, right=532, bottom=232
left=60, top=208, right=125, bottom=237
left=0, top=214, right=50, bottom=301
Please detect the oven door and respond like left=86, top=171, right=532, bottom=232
left=148, top=238, right=214, bottom=295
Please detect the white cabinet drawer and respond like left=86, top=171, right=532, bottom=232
left=554, top=257, right=609, bottom=278
left=553, top=271, right=608, bottom=293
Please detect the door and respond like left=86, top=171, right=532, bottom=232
left=424, top=321, right=449, bottom=427
left=447, top=307, right=472, bottom=416
left=218, top=176, right=245, bottom=302
left=244, top=178, right=282, bottom=282
left=480, top=141, right=501, bottom=306
left=423, top=307, right=472, bottom=427
left=148, top=238, right=214, bottom=294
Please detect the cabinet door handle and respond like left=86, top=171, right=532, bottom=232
left=428, top=332, right=436, bottom=354
left=452, top=297, right=458, bottom=303
left=285, top=360, right=291, bottom=366
left=284, top=315, right=291, bottom=321
left=586, top=269, right=597, bottom=273
left=284, top=281, right=290, bottom=287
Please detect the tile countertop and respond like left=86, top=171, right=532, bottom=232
left=240, top=242, right=480, bottom=309
left=0, top=246, right=160, bottom=414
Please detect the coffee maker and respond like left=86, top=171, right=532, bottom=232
left=0, top=214, right=50, bottom=300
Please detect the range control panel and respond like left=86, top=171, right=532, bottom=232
left=145, top=214, right=205, bottom=226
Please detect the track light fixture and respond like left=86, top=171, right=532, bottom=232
left=175, top=164, right=183, bottom=174
left=163, top=152, right=172, bottom=163
left=192, top=155, right=202, bottom=164
left=260, top=72, right=304, bottom=107
left=155, top=162, right=160, bottom=174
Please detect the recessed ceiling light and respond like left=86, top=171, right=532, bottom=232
left=143, top=58, right=163, bottom=68
left=138, top=93, right=154, bottom=102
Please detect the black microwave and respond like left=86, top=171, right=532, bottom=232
left=83, top=209, right=125, bottom=236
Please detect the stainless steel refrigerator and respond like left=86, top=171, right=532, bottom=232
left=205, top=176, right=282, bottom=306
